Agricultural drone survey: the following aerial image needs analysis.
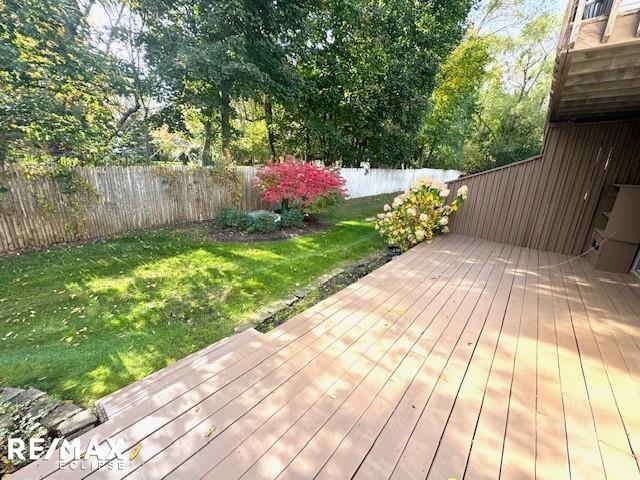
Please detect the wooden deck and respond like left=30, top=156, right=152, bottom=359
left=16, top=234, right=640, bottom=479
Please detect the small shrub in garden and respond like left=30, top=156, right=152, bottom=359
left=254, top=155, right=347, bottom=214
left=247, top=213, right=279, bottom=233
left=280, top=209, right=305, bottom=229
left=214, top=208, right=252, bottom=230
left=371, top=178, right=468, bottom=252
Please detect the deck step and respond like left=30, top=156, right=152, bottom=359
left=96, top=328, right=264, bottom=421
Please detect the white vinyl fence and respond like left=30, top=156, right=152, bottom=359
left=340, top=168, right=460, bottom=198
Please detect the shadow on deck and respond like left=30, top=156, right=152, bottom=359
left=15, top=234, right=640, bottom=479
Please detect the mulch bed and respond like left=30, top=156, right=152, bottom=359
left=198, top=219, right=326, bottom=243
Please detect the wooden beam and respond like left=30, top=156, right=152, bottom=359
left=602, top=0, right=622, bottom=43
left=570, top=0, right=588, bottom=47
left=570, top=42, right=640, bottom=61
left=559, top=93, right=640, bottom=107
left=556, top=103, right=640, bottom=118
left=567, top=52, right=640, bottom=76
left=563, top=77, right=640, bottom=96
left=565, top=65, right=640, bottom=86
left=561, top=86, right=640, bottom=102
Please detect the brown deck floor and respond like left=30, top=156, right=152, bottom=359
left=16, top=234, right=640, bottom=480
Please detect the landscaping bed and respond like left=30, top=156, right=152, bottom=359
left=199, top=208, right=328, bottom=242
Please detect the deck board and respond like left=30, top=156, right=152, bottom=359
left=13, top=234, right=640, bottom=480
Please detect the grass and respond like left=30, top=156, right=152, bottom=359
left=0, top=194, right=393, bottom=406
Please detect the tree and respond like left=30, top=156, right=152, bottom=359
left=417, top=0, right=559, bottom=173
left=0, top=0, right=117, bottom=164
left=136, top=0, right=309, bottom=166
left=420, top=37, right=491, bottom=169
left=462, top=13, right=557, bottom=173
left=276, top=0, right=474, bottom=167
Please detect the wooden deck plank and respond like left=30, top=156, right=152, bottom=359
left=122, top=237, right=477, bottom=479
left=242, top=240, right=498, bottom=479
left=200, top=237, right=486, bottom=479
left=276, top=242, right=504, bottom=479
left=592, top=270, right=640, bottom=391
left=499, top=249, right=539, bottom=480
left=548, top=252, right=606, bottom=480
left=14, top=235, right=640, bottom=480
left=569, top=259, right=640, bottom=472
left=379, top=245, right=515, bottom=479
left=533, top=252, right=570, bottom=480
left=318, top=245, right=516, bottom=479
left=351, top=243, right=509, bottom=480
left=560, top=258, right=640, bottom=479
left=421, top=246, right=521, bottom=480
left=460, top=245, right=529, bottom=480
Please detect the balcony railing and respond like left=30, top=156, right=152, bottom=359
left=582, top=0, right=613, bottom=19
left=567, top=0, right=636, bottom=45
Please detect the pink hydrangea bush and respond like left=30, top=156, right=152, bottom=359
left=254, top=155, right=347, bottom=213
left=372, top=178, right=467, bottom=251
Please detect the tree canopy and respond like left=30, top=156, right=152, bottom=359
left=0, top=0, right=560, bottom=172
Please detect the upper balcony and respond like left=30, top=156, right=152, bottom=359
left=550, top=0, right=640, bottom=121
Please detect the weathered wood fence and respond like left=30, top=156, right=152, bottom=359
left=0, top=164, right=458, bottom=253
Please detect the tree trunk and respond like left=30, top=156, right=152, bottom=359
left=202, top=117, right=214, bottom=166
left=263, top=95, right=277, bottom=161
left=220, top=90, right=232, bottom=165
left=424, top=140, right=437, bottom=167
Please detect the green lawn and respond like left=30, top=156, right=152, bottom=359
left=0, top=195, right=392, bottom=406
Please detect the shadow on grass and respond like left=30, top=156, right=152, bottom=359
left=0, top=219, right=384, bottom=405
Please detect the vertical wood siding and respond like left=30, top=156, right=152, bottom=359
left=447, top=119, right=640, bottom=255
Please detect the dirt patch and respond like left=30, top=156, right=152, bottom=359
left=255, top=251, right=390, bottom=333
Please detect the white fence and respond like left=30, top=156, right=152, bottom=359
left=340, top=168, right=460, bottom=198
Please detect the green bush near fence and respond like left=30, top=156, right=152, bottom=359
left=214, top=208, right=254, bottom=230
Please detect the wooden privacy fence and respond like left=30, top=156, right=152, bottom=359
left=0, top=166, right=263, bottom=253
left=0, top=164, right=459, bottom=253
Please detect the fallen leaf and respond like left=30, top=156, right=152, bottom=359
left=205, top=425, right=216, bottom=437
left=129, top=443, right=142, bottom=461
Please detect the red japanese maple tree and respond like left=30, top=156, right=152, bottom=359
left=254, top=155, right=347, bottom=213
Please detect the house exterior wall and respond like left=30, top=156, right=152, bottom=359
left=447, top=119, right=640, bottom=255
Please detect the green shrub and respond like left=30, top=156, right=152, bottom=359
left=372, top=178, right=467, bottom=251
left=280, top=209, right=305, bottom=229
left=247, top=213, right=279, bottom=233
left=214, top=208, right=252, bottom=229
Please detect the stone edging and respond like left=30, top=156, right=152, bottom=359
left=233, top=251, right=388, bottom=333
left=1, top=387, right=98, bottom=474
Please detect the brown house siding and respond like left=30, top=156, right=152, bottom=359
left=447, top=119, right=640, bottom=255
